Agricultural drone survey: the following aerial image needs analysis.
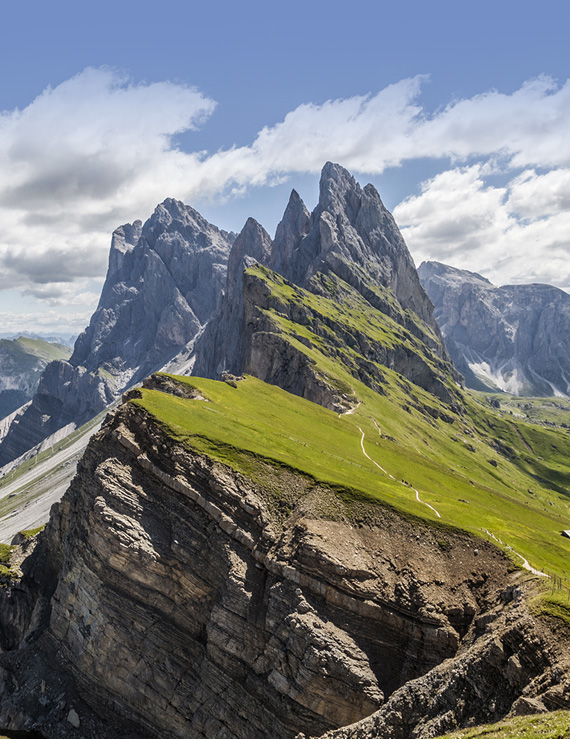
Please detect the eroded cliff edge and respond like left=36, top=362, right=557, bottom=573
left=0, top=388, right=568, bottom=738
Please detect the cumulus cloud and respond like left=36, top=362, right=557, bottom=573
left=0, top=66, right=215, bottom=295
left=0, top=311, right=92, bottom=334
left=2, top=66, right=570, bottom=327
left=394, top=165, right=570, bottom=290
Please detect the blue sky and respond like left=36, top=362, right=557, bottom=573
left=1, top=0, right=570, bottom=333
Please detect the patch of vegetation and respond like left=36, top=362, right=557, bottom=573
left=134, top=366, right=570, bottom=590
left=0, top=542, right=15, bottom=578
left=531, top=588, right=570, bottom=627
left=436, top=710, right=570, bottom=738
left=0, top=730, right=45, bottom=739
left=18, top=525, right=45, bottom=539
left=130, top=265, right=570, bottom=624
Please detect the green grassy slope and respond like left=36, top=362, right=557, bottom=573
left=132, top=265, right=570, bottom=613
left=134, top=371, right=570, bottom=585
left=437, top=710, right=570, bottom=738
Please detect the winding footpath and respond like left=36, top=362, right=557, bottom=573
left=483, top=529, right=548, bottom=579
left=340, top=406, right=549, bottom=578
left=353, top=418, right=441, bottom=519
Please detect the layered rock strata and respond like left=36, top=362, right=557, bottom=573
left=0, top=384, right=565, bottom=738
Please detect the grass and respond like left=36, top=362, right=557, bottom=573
left=436, top=711, right=570, bottom=738
left=0, top=542, right=15, bottom=578
left=130, top=264, right=570, bottom=621
left=0, top=731, right=45, bottom=739
left=133, top=371, right=570, bottom=586
left=18, top=525, right=45, bottom=539
left=479, top=393, right=570, bottom=430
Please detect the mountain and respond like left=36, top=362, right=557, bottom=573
left=194, top=163, right=460, bottom=408
left=418, top=260, right=570, bottom=396
left=0, top=165, right=570, bottom=738
left=1, top=352, right=569, bottom=736
left=0, top=200, right=233, bottom=467
left=0, top=332, right=77, bottom=348
left=0, top=337, right=71, bottom=420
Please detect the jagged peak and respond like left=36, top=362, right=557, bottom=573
left=226, top=217, right=272, bottom=299
left=238, top=216, right=271, bottom=242
left=143, top=198, right=222, bottom=242
left=318, top=162, right=362, bottom=223
left=107, top=220, right=142, bottom=278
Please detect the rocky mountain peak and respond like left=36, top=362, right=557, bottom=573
left=0, top=202, right=232, bottom=467
left=270, top=189, right=312, bottom=275
left=226, top=217, right=272, bottom=300
left=419, top=260, right=570, bottom=396
left=317, top=161, right=362, bottom=224
left=419, top=261, right=493, bottom=290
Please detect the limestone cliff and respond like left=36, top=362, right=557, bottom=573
left=418, top=260, right=570, bottom=396
left=0, top=200, right=232, bottom=466
left=0, top=380, right=568, bottom=738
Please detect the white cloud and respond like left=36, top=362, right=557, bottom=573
left=0, top=310, right=92, bottom=334
left=394, top=165, right=570, bottom=290
left=0, top=67, right=215, bottom=295
left=2, top=67, right=570, bottom=319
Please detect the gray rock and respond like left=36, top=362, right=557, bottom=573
left=194, top=162, right=459, bottom=405
left=0, top=200, right=232, bottom=466
left=419, top=260, right=570, bottom=396
left=67, top=708, right=80, bottom=728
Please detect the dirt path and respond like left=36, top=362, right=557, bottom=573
left=356, top=424, right=441, bottom=518
left=483, top=528, right=548, bottom=579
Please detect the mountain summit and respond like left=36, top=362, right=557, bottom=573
left=194, top=162, right=459, bottom=406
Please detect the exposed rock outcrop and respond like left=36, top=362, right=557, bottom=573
left=418, top=260, right=570, bottom=396
left=0, top=200, right=232, bottom=466
left=0, top=384, right=567, bottom=738
left=1, top=386, right=562, bottom=738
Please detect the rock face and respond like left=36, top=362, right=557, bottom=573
left=418, top=261, right=570, bottom=396
left=194, top=163, right=458, bottom=402
left=0, top=200, right=232, bottom=466
left=0, top=337, right=70, bottom=421
left=1, top=383, right=566, bottom=739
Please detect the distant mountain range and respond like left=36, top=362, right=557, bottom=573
left=419, top=261, right=570, bottom=397
left=0, top=336, right=70, bottom=421
left=0, top=332, right=77, bottom=348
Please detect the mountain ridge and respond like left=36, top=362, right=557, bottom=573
left=0, top=200, right=233, bottom=467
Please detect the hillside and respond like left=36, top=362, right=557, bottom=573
left=0, top=337, right=70, bottom=421
left=0, top=165, right=569, bottom=738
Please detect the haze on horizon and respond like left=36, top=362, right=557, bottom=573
left=1, top=0, right=569, bottom=334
